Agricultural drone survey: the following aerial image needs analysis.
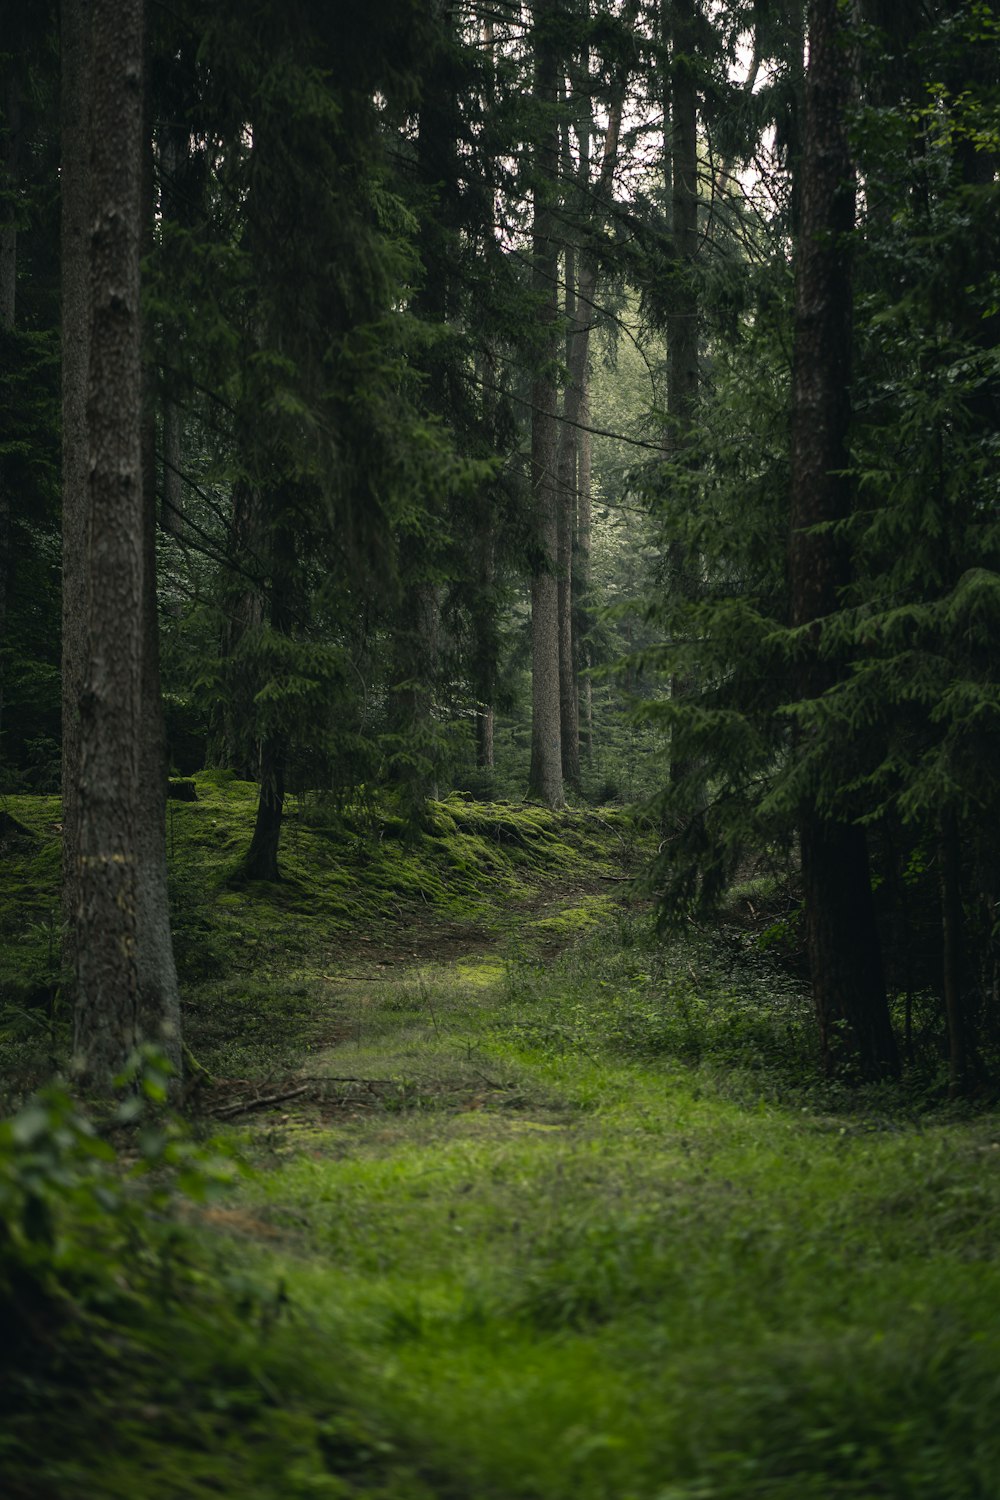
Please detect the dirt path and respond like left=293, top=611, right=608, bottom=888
left=199, top=876, right=635, bottom=1123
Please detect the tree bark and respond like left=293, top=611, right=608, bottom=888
left=557, top=153, right=581, bottom=792
left=136, top=49, right=182, bottom=1077
left=789, top=0, right=898, bottom=1082
left=0, top=65, right=22, bottom=772
left=209, top=479, right=264, bottom=778
left=0, top=69, right=19, bottom=326
left=564, top=4, right=636, bottom=775
left=60, top=0, right=91, bottom=1007
left=242, top=518, right=295, bottom=880
left=527, top=0, right=563, bottom=809
left=665, top=0, right=701, bottom=794
left=939, top=809, right=975, bottom=1095
left=71, top=0, right=146, bottom=1087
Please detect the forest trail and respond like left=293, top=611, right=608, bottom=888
left=201, top=873, right=632, bottom=1127
left=180, top=870, right=1000, bottom=1500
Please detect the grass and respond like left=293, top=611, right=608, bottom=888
left=3, top=785, right=1000, bottom=1496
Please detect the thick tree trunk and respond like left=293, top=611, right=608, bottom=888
left=158, top=123, right=186, bottom=535
left=0, top=69, right=19, bottom=325
left=527, top=0, right=563, bottom=809
left=136, top=74, right=182, bottom=1076
left=60, top=0, right=91, bottom=995
left=0, top=67, right=21, bottom=770
left=789, top=0, right=898, bottom=1082
left=243, top=731, right=285, bottom=882
left=72, top=0, right=146, bottom=1087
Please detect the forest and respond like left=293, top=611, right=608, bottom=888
left=2, top=0, right=1000, bottom=1495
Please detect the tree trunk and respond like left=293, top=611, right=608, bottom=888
left=557, top=218, right=581, bottom=791
left=209, top=479, right=264, bottom=778
left=527, top=0, right=563, bottom=809
left=243, top=519, right=295, bottom=880
left=60, top=0, right=91, bottom=996
left=939, top=810, right=974, bottom=1095
left=71, top=0, right=146, bottom=1088
left=0, top=69, right=19, bottom=325
left=564, top=5, right=636, bottom=776
left=136, top=55, right=182, bottom=1077
left=576, top=387, right=593, bottom=763
left=243, top=731, right=286, bottom=882
left=0, top=66, right=21, bottom=773
left=789, top=0, right=898, bottom=1082
left=665, top=0, right=701, bottom=794
left=158, top=122, right=186, bottom=534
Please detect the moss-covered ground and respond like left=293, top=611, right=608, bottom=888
left=3, top=783, right=1000, bottom=1498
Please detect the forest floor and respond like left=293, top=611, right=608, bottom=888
left=4, top=784, right=1000, bottom=1498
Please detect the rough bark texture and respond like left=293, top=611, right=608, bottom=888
left=0, top=66, right=20, bottom=767
left=158, top=124, right=185, bottom=534
left=60, top=0, right=91, bottom=1003
left=136, top=73, right=182, bottom=1077
left=0, top=69, right=19, bottom=326
left=72, top=0, right=146, bottom=1086
left=789, top=0, right=898, bottom=1082
left=526, top=0, right=563, bottom=809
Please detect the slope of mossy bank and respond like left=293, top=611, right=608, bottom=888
left=0, top=778, right=636, bottom=1089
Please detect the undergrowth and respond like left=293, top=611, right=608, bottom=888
left=3, top=788, right=1000, bottom=1497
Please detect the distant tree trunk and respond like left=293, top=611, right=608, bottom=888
left=389, top=546, right=441, bottom=813
left=667, top=0, right=698, bottom=434
left=473, top=518, right=496, bottom=771
left=557, top=214, right=581, bottom=791
left=665, top=0, right=701, bottom=795
left=789, top=0, right=898, bottom=1082
left=576, top=394, right=594, bottom=762
left=565, top=5, right=636, bottom=774
left=939, top=809, right=975, bottom=1095
left=71, top=0, right=147, bottom=1087
left=136, top=56, right=182, bottom=1076
left=60, top=0, right=91, bottom=993
left=210, top=479, right=264, bottom=778
left=527, top=0, right=563, bottom=809
left=243, top=520, right=294, bottom=881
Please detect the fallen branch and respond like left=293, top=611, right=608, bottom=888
left=213, top=1084, right=310, bottom=1119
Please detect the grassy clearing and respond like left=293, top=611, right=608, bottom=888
left=3, top=788, right=1000, bottom=1497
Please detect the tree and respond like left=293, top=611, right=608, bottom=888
left=527, top=0, right=565, bottom=809
left=67, top=0, right=180, bottom=1086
